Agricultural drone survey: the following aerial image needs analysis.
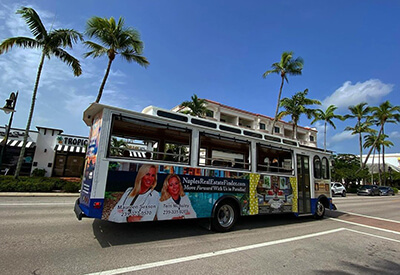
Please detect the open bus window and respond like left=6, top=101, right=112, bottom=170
left=108, top=115, right=191, bottom=164
left=256, top=143, right=293, bottom=174
left=199, top=133, right=250, bottom=170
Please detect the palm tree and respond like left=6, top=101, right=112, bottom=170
left=180, top=94, right=211, bottom=118
left=84, top=16, right=149, bottom=103
left=363, top=132, right=378, bottom=184
left=0, top=7, right=82, bottom=179
left=277, top=89, right=321, bottom=139
left=110, top=137, right=127, bottom=156
left=364, top=133, right=393, bottom=185
left=311, top=105, right=344, bottom=151
left=344, top=103, right=372, bottom=168
left=362, top=101, right=400, bottom=184
left=263, top=51, right=304, bottom=134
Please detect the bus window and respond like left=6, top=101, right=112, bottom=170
left=313, top=156, right=321, bottom=179
left=199, top=133, right=250, bottom=170
left=256, top=143, right=292, bottom=174
left=322, top=157, right=329, bottom=179
left=108, top=115, right=191, bottom=164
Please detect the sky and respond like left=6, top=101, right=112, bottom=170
left=0, top=0, right=399, bottom=155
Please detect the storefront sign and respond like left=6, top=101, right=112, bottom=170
left=57, top=136, right=88, bottom=147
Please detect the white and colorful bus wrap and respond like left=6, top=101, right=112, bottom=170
left=75, top=103, right=332, bottom=232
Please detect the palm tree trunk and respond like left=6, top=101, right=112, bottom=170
left=362, top=126, right=383, bottom=168
left=358, top=132, right=363, bottom=168
left=378, top=150, right=381, bottom=185
left=382, top=127, right=386, bottom=185
left=271, top=76, right=285, bottom=134
left=324, top=121, right=327, bottom=151
left=14, top=53, right=45, bottom=179
left=371, top=148, right=376, bottom=184
left=96, top=57, right=113, bottom=103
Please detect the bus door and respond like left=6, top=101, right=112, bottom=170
left=297, top=155, right=311, bottom=213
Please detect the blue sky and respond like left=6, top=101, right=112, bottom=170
left=0, top=0, right=399, bottom=155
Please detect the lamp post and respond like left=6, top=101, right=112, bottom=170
left=0, top=91, right=18, bottom=172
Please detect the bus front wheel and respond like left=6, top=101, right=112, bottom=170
left=212, top=201, right=237, bottom=232
left=314, top=200, right=325, bottom=219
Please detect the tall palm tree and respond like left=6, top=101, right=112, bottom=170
left=179, top=94, right=211, bottom=118
left=362, top=101, right=400, bottom=184
left=84, top=16, right=149, bottom=103
left=363, top=132, right=378, bottom=184
left=263, top=51, right=304, bottom=134
left=0, top=7, right=82, bottom=179
left=311, top=105, right=344, bottom=151
left=364, top=133, right=393, bottom=185
left=277, top=89, right=321, bottom=139
left=344, top=103, right=372, bottom=168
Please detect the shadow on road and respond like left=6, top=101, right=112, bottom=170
left=92, top=213, right=320, bottom=248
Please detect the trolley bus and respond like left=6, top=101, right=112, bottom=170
left=74, top=103, right=333, bottom=232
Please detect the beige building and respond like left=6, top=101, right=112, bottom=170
left=171, top=99, right=317, bottom=147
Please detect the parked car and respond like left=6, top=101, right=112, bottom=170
left=378, top=186, right=395, bottom=196
left=357, top=185, right=380, bottom=196
left=331, top=182, right=346, bottom=197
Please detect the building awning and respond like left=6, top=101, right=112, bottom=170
left=130, top=151, right=146, bottom=158
left=5, top=139, right=36, bottom=148
left=54, top=144, right=86, bottom=154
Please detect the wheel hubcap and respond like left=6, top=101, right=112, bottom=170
left=316, top=202, right=324, bottom=216
left=218, top=205, right=234, bottom=228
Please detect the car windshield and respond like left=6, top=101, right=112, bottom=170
left=379, top=187, right=388, bottom=190
left=360, top=186, right=370, bottom=190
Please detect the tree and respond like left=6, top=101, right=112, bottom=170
left=331, top=154, right=369, bottom=186
left=277, top=89, right=321, bottom=139
left=179, top=94, right=211, bottom=118
left=364, top=133, right=393, bottom=185
left=110, top=137, right=127, bottom=156
left=263, top=51, right=304, bottom=134
left=362, top=101, right=400, bottom=184
left=344, top=103, right=373, bottom=168
left=311, top=105, right=344, bottom=151
left=84, top=16, right=149, bottom=103
left=0, top=7, right=82, bottom=179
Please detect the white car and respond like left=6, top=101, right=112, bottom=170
left=331, top=182, right=346, bottom=197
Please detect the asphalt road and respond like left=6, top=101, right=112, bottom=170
left=0, top=194, right=399, bottom=275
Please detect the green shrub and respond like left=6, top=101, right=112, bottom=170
left=31, top=168, right=47, bottom=177
left=393, top=187, right=398, bottom=194
left=0, top=175, right=78, bottom=192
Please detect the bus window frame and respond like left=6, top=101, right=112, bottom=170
left=313, top=155, right=321, bottom=179
left=256, top=143, right=294, bottom=175
left=198, top=131, right=251, bottom=171
left=107, top=114, right=192, bottom=165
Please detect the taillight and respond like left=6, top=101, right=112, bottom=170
left=93, top=202, right=102, bottom=208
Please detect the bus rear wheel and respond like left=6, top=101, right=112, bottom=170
left=212, top=202, right=237, bottom=232
left=314, top=200, right=325, bottom=219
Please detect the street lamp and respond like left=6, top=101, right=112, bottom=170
left=0, top=91, right=18, bottom=172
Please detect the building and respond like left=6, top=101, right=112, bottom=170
left=361, top=153, right=400, bottom=173
left=171, top=99, right=318, bottom=147
left=0, top=126, right=88, bottom=177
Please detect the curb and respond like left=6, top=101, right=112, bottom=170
left=0, top=192, right=79, bottom=197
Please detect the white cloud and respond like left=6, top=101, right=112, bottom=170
left=322, top=79, right=394, bottom=110
left=331, top=131, right=356, bottom=143
left=390, top=131, right=400, bottom=138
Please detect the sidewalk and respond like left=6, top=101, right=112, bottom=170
left=0, top=192, right=79, bottom=197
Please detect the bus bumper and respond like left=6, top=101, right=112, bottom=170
left=74, top=198, right=87, bottom=220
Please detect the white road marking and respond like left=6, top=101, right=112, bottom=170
left=329, top=218, right=400, bottom=235
left=346, top=228, right=400, bottom=243
left=85, top=228, right=347, bottom=275
left=338, top=211, right=400, bottom=224
left=0, top=203, right=73, bottom=206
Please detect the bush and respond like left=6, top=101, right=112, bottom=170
left=31, top=168, right=47, bottom=177
left=0, top=175, right=79, bottom=192
left=393, top=187, right=398, bottom=194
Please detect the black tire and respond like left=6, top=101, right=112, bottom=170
left=341, top=191, right=346, bottom=197
left=314, top=200, right=325, bottom=220
left=211, top=201, right=238, bottom=232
